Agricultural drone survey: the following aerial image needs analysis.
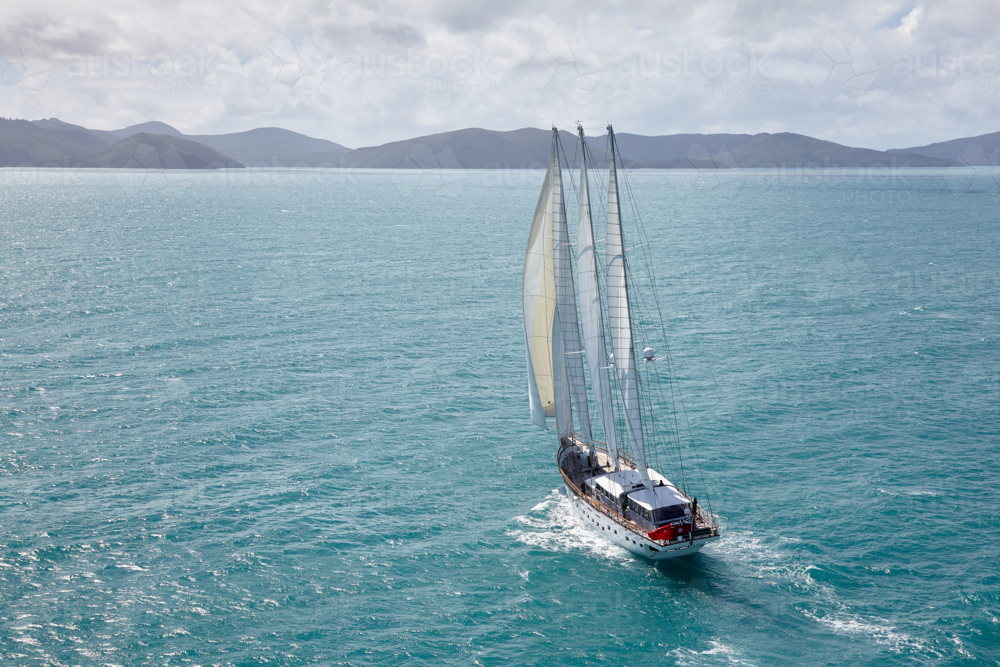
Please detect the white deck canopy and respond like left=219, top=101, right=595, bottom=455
left=585, top=470, right=689, bottom=510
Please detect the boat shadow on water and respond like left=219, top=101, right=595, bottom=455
left=653, top=552, right=719, bottom=592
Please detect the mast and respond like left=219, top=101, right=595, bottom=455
left=523, top=127, right=579, bottom=440
left=547, top=128, right=572, bottom=438
left=575, top=124, right=619, bottom=467
left=606, top=124, right=653, bottom=488
left=551, top=128, right=593, bottom=445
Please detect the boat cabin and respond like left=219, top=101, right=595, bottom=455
left=584, top=469, right=691, bottom=530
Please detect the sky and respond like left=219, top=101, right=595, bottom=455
left=0, top=0, right=998, bottom=150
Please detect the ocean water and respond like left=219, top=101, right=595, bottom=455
left=1, top=165, right=998, bottom=666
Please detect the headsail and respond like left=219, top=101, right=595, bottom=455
left=575, top=125, right=619, bottom=466
left=606, top=125, right=652, bottom=488
left=523, top=134, right=559, bottom=429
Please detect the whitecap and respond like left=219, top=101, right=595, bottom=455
left=715, top=530, right=936, bottom=656
left=668, top=639, right=757, bottom=666
left=509, top=489, right=630, bottom=561
left=802, top=610, right=935, bottom=656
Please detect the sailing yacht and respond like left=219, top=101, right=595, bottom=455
left=523, top=124, right=721, bottom=560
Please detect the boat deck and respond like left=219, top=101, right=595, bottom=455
left=557, top=436, right=720, bottom=547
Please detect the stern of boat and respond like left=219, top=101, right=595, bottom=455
left=557, top=436, right=721, bottom=560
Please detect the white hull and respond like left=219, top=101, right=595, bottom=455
left=564, top=482, right=718, bottom=561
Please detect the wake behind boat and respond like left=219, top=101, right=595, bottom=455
left=523, top=124, right=721, bottom=560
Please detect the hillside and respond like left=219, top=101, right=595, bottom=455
left=593, top=132, right=755, bottom=166
left=111, top=121, right=186, bottom=139
left=0, top=118, right=110, bottom=166
left=189, top=128, right=352, bottom=166
left=82, top=133, right=244, bottom=168
left=724, top=133, right=952, bottom=168
left=594, top=131, right=951, bottom=169
left=344, top=127, right=609, bottom=168
left=111, top=122, right=352, bottom=166
left=0, top=118, right=245, bottom=168
left=2, top=116, right=996, bottom=170
left=342, top=127, right=951, bottom=169
left=895, top=131, right=1000, bottom=166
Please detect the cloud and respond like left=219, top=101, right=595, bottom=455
left=0, top=0, right=997, bottom=149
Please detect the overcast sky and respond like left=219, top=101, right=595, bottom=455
left=1, top=0, right=998, bottom=149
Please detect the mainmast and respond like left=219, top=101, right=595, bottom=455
left=575, top=124, right=619, bottom=468
left=605, top=125, right=653, bottom=488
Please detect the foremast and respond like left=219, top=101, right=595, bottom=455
left=523, top=127, right=592, bottom=443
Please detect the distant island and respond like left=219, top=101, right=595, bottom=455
left=1, top=117, right=998, bottom=170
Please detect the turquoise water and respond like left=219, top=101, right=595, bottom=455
left=1, top=166, right=998, bottom=665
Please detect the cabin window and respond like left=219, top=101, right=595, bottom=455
left=652, top=504, right=689, bottom=526
left=626, top=499, right=651, bottom=521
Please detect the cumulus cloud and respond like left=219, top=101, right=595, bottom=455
left=0, top=0, right=997, bottom=149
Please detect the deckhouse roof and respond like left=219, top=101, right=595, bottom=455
left=586, top=469, right=689, bottom=510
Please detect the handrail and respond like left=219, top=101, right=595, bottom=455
left=558, top=467, right=653, bottom=538
left=559, top=439, right=719, bottom=544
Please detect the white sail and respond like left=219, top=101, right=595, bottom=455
left=606, top=126, right=652, bottom=488
left=552, top=307, right=573, bottom=438
left=550, top=131, right=593, bottom=445
left=523, top=138, right=559, bottom=428
left=575, top=126, right=619, bottom=466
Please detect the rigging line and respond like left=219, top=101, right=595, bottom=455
left=612, top=157, right=662, bottom=486
left=555, top=130, right=581, bottom=204
left=630, top=214, right=711, bottom=507
left=622, top=204, right=691, bottom=498
left=556, top=129, right=597, bottom=443
left=613, top=144, right=713, bottom=512
left=625, top=259, right=687, bottom=486
left=611, top=138, right=699, bottom=501
left=634, top=357, right=672, bottom=484
left=579, top=126, right=622, bottom=469
left=634, top=330, right=678, bottom=475
left=642, top=335, right=682, bottom=489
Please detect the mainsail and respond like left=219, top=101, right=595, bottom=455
left=606, top=126, right=653, bottom=487
left=551, top=131, right=593, bottom=444
left=575, top=126, right=619, bottom=466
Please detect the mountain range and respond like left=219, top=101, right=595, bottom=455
left=2, top=117, right=998, bottom=170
